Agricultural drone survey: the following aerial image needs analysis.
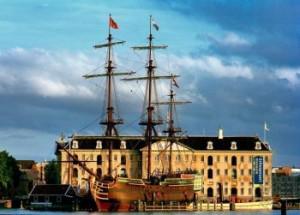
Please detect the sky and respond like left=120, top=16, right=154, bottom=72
left=0, top=0, right=299, bottom=166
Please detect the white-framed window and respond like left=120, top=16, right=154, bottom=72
left=120, top=140, right=126, bottom=149
left=72, top=140, right=78, bottom=149
left=207, top=141, right=213, bottom=150
left=255, top=141, right=262, bottom=150
left=96, top=140, right=102, bottom=149
left=230, top=141, right=237, bottom=150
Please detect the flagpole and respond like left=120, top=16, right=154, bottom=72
left=263, top=125, right=266, bottom=143
left=150, top=15, right=152, bottom=36
left=263, top=121, right=268, bottom=143
left=108, top=13, right=111, bottom=36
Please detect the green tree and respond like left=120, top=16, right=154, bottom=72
left=44, top=159, right=60, bottom=184
left=0, top=151, right=22, bottom=198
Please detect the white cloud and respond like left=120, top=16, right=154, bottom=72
left=29, top=77, right=95, bottom=98
left=275, top=67, right=300, bottom=87
left=166, top=55, right=253, bottom=79
left=0, top=48, right=254, bottom=109
left=273, top=104, right=283, bottom=113
left=201, top=31, right=252, bottom=47
left=223, top=32, right=251, bottom=46
left=0, top=48, right=96, bottom=98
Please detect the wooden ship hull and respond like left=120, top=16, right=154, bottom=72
left=91, top=175, right=202, bottom=212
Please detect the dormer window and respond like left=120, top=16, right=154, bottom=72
left=207, top=141, right=213, bottom=150
left=231, top=141, right=237, bottom=150
left=72, top=140, right=78, bottom=149
left=120, top=140, right=126, bottom=149
left=255, top=141, right=262, bottom=150
left=96, top=140, right=102, bottom=149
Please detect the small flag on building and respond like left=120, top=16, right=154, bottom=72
left=109, top=17, right=119, bottom=29
left=264, top=122, right=270, bottom=131
left=152, top=19, right=159, bottom=31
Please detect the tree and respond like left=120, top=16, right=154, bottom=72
left=0, top=151, right=22, bottom=198
left=44, top=159, right=60, bottom=184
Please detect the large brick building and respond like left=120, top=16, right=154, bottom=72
left=56, top=129, right=272, bottom=202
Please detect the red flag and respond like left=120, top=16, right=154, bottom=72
left=109, top=17, right=119, bottom=29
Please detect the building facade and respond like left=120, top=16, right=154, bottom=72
left=17, top=160, right=46, bottom=186
left=57, top=130, right=272, bottom=202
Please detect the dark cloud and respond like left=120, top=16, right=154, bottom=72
left=158, top=0, right=300, bottom=67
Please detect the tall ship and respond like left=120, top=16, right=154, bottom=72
left=55, top=14, right=275, bottom=212
left=58, top=15, right=202, bottom=212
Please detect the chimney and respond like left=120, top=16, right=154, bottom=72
left=218, top=128, right=224, bottom=139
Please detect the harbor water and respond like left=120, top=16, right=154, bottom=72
left=0, top=210, right=299, bottom=215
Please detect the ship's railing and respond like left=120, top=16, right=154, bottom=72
left=117, top=177, right=145, bottom=185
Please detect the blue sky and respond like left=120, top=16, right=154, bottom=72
left=0, top=0, right=299, bottom=166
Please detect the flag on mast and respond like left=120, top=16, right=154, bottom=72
left=172, top=77, right=179, bottom=88
left=152, top=19, right=159, bottom=31
left=264, top=121, right=270, bottom=131
left=109, top=17, right=119, bottom=29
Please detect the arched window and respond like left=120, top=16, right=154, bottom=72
left=208, top=156, right=213, bottom=166
left=208, top=169, right=213, bottom=179
left=73, top=154, right=78, bottom=165
left=255, top=187, right=262, bottom=198
left=72, top=168, right=78, bottom=178
left=207, top=187, right=213, bottom=197
left=97, top=155, right=102, bottom=165
left=121, top=155, right=126, bottom=165
left=232, top=169, right=237, bottom=179
left=231, top=156, right=237, bottom=166
left=96, top=168, right=102, bottom=178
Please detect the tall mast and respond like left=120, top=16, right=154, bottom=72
left=155, top=76, right=191, bottom=173
left=146, top=15, right=154, bottom=180
left=83, top=15, right=134, bottom=177
left=123, top=16, right=173, bottom=180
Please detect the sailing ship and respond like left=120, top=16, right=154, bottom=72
left=59, top=15, right=202, bottom=212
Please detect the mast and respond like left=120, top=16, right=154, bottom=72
left=123, top=15, right=173, bottom=180
left=146, top=15, right=154, bottom=180
left=167, top=80, right=176, bottom=173
left=155, top=76, right=191, bottom=173
left=83, top=15, right=133, bottom=177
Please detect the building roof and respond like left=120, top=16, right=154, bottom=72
left=182, top=136, right=270, bottom=151
left=57, top=135, right=270, bottom=152
left=17, top=160, right=35, bottom=169
left=29, top=184, right=76, bottom=196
